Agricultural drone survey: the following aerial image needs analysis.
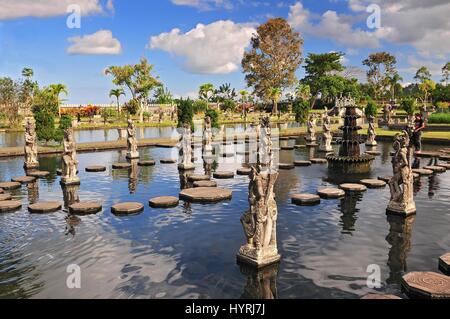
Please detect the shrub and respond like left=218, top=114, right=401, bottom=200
left=401, top=97, right=416, bottom=116
left=428, top=113, right=450, bottom=124
left=193, top=99, right=208, bottom=114
left=35, top=109, right=60, bottom=144
left=364, top=100, right=378, bottom=118
left=205, top=108, right=219, bottom=129
left=293, top=100, right=310, bottom=124
left=177, top=98, right=194, bottom=129
left=124, top=99, right=139, bottom=115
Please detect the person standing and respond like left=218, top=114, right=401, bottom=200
left=412, top=113, right=425, bottom=153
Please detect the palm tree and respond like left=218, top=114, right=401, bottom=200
left=199, top=83, right=215, bottom=109
left=154, top=86, right=172, bottom=104
left=49, top=84, right=68, bottom=117
left=269, top=87, right=282, bottom=116
left=239, top=90, right=249, bottom=119
left=109, top=88, right=126, bottom=114
left=388, top=72, right=403, bottom=100
left=22, top=68, right=34, bottom=79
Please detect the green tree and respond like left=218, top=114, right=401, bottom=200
left=199, top=83, right=215, bottom=105
left=401, top=97, right=416, bottom=117
left=365, top=100, right=378, bottom=118
left=414, top=66, right=432, bottom=83
left=193, top=99, right=208, bottom=114
left=388, top=72, right=403, bottom=100
left=293, top=100, right=310, bottom=124
left=205, top=108, right=219, bottom=129
left=363, top=52, right=397, bottom=100
left=242, top=18, right=303, bottom=101
left=442, top=62, right=450, bottom=86
left=177, top=98, right=194, bottom=129
left=109, top=88, right=125, bottom=114
left=34, top=108, right=59, bottom=144
left=419, top=79, right=436, bottom=105
left=268, top=87, right=282, bottom=115
left=239, top=90, right=249, bottom=119
left=49, top=84, right=68, bottom=117
left=154, top=86, right=173, bottom=104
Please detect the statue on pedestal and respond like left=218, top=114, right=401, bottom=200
left=61, top=128, right=80, bottom=186
left=305, top=114, right=316, bottom=142
left=126, top=119, right=139, bottom=159
left=366, top=115, right=377, bottom=146
left=24, top=117, right=39, bottom=170
left=178, top=122, right=195, bottom=170
left=319, top=110, right=333, bottom=152
left=238, top=116, right=280, bottom=268
left=387, top=131, right=416, bottom=216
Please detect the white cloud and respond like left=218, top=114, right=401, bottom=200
left=0, top=0, right=112, bottom=20
left=67, top=30, right=122, bottom=55
left=149, top=20, right=255, bottom=74
left=400, top=55, right=444, bottom=76
left=171, top=0, right=232, bottom=10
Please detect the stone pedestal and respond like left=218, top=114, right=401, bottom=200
left=126, top=151, right=140, bottom=160
left=237, top=246, right=281, bottom=269
left=178, top=163, right=195, bottom=171
left=60, top=176, right=80, bottom=186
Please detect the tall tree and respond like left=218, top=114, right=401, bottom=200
left=388, top=72, right=403, bottom=100
left=239, top=90, right=249, bottom=119
left=414, top=66, right=432, bottom=83
left=362, top=52, right=397, bottom=100
left=48, top=84, right=68, bottom=117
left=154, top=86, right=173, bottom=104
left=268, top=87, right=282, bottom=115
left=109, top=88, right=125, bottom=114
left=242, top=18, right=303, bottom=101
left=199, top=83, right=215, bottom=102
left=441, top=62, right=450, bottom=86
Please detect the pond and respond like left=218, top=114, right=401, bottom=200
left=0, top=140, right=449, bottom=299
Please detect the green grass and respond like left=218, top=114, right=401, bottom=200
left=428, top=113, right=450, bottom=124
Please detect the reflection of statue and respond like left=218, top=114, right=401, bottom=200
left=239, top=262, right=279, bottom=299
left=203, top=116, right=213, bottom=157
left=61, top=128, right=80, bottom=186
left=238, top=117, right=280, bottom=268
left=387, top=131, right=416, bottom=216
left=366, top=115, right=377, bottom=146
left=305, top=115, right=316, bottom=142
left=128, top=159, right=138, bottom=194
left=178, top=123, right=195, bottom=170
left=126, top=119, right=139, bottom=159
left=62, top=184, right=80, bottom=208
left=386, top=215, right=415, bottom=284
left=319, top=111, right=333, bottom=152
left=24, top=117, right=39, bottom=169
left=339, top=194, right=361, bottom=235
left=27, top=182, right=39, bottom=204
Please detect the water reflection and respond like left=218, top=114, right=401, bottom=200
left=62, top=184, right=80, bottom=208
left=338, top=193, right=363, bottom=235
left=129, top=159, right=139, bottom=194
left=27, top=182, right=39, bottom=204
left=239, top=262, right=279, bottom=299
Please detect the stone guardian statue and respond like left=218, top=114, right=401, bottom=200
left=178, top=122, right=195, bottom=170
left=319, top=110, right=333, bottom=152
left=61, top=128, right=80, bottom=186
left=24, top=117, right=39, bottom=170
left=366, top=115, right=377, bottom=146
left=126, top=119, right=139, bottom=159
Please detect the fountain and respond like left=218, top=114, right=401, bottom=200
left=326, top=96, right=374, bottom=173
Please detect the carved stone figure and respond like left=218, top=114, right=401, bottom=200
left=366, top=115, right=377, bottom=146
left=238, top=116, right=280, bottom=268
left=24, top=117, right=39, bottom=169
left=305, top=114, right=316, bottom=142
left=319, top=111, right=333, bottom=152
left=383, top=104, right=393, bottom=125
left=387, top=131, right=416, bottom=216
left=61, top=128, right=80, bottom=186
left=178, top=122, right=195, bottom=170
left=126, top=119, right=139, bottom=159
left=202, top=116, right=213, bottom=157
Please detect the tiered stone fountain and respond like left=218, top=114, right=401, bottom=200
left=327, top=96, right=374, bottom=173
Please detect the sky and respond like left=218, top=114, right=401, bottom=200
left=0, top=0, right=449, bottom=104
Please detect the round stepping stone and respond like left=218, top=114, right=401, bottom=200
left=237, top=168, right=252, bottom=176
left=412, top=168, right=433, bottom=176
left=423, top=166, right=446, bottom=173
left=291, top=194, right=320, bottom=206
left=361, top=294, right=401, bottom=300
left=85, top=165, right=106, bottom=172
left=401, top=272, right=450, bottom=299
left=193, top=180, right=217, bottom=188
left=318, top=188, right=345, bottom=199
left=69, top=201, right=102, bottom=215
left=340, top=183, right=367, bottom=192
left=439, top=155, right=450, bottom=161
left=27, top=170, right=50, bottom=178
left=56, top=169, right=62, bottom=176
left=413, top=173, right=420, bottom=180
left=137, top=160, right=156, bottom=167
left=0, top=182, right=21, bottom=190
left=28, top=201, right=62, bottom=214
left=437, top=163, right=450, bottom=169
left=160, top=159, right=177, bottom=164
left=306, top=143, right=319, bottom=147
left=378, top=176, right=392, bottom=183
left=439, top=253, right=450, bottom=275
left=213, top=171, right=235, bottom=179
left=294, top=145, right=306, bottom=149
left=281, top=146, right=294, bottom=150
left=310, top=158, right=328, bottom=164
left=365, top=150, right=381, bottom=156
left=112, top=163, right=131, bottom=169
left=111, top=202, right=144, bottom=215
left=294, top=161, right=312, bottom=167
left=280, top=137, right=290, bottom=141
left=0, top=193, right=12, bottom=201
left=149, top=196, right=179, bottom=208
left=11, top=176, right=36, bottom=184
left=179, top=187, right=232, bottom=203
left=278, top=163, right=295, bottom=170
left=187, top=174, right=210, bottom=182
left=360, top=179, right=386, bottom=188
left=0, top=200, right=22, bottom=213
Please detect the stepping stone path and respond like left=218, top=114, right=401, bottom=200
left=291, top=194, right=321, bottom=206
left=361, top=294, right=401, bottom=300
left=187, top=174, right=210, bottom=182
left=412, top=168, right=433, bottom=176
left=294, top=145, right=306, bottom=149
left=378, top=176, right=392, bottom=183
left=160, top=159, right=177, bottom=164
left=11, top=176, right=36, bottom=184
left=28, top=201, right=62, bottom=214
left=0, top=200, right=22, bottom=213
left=179, top=187, right=232, bottom=203
left=365, top=151, right=381, bottom=156
left=85, top=165, right=106, bottom=172
left=310, top=158, right=328, bottom=164
left=112, top=202, right=144, bottom=215
left=112, top=163, right=132, bottom=169
left=401, top=272, right=450, bottom=299
left=69, top=201, right=102, bottom=215
left=0, top=194, right=12, bottom=201
left=137, top=160, right=156, bottom=167
left=213, top=171, right=235, bottom=179
left=0, top=182, right=21, bottom=190
left=149, top=196, right=179, bottom=208
left=317, top=188, right=345, bottom=199
left=193, top=180, right=217, bottom=188
left=27, top=170, right=50, bottom=178
left=278, top=163, right=295, bottom=170
left=236, top=168, right=252, bottom=176
left=437, top=163, right=450, bottom=169
left=294, top=161, right=312, bottom=167
left=340, top=183, right=367, bottom=192
left=439, top=253, right=450, bottom=275
left=423, top=166, right=446, bottom=173
left=360, top=179, right=386, bottom=188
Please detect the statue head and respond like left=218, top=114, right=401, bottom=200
left=64, top=127, right=74, bottom=141
left=127, top=119, right=133, bottom=126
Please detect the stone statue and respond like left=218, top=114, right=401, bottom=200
left=387, top=131, right=416, bottom=216
left=259, top=116, right=274, bottom=171
left=383, top=104, right=393, bottom=125
left=126, top=119, right=139, bottom=159
left=238, top=116, right=280, bottom=268
left=24, top=117, right=39, bottom=169
left=319, top=110, right=333, bottom=152
left=202, top=116, right=213, bottom=157
left=61, top=128, right=80, bottom=186
left=366, top=115, right=377, bottom=146
left=305, top=114, right=316, bottom=142
left=178, top=122, right=195, bottom=170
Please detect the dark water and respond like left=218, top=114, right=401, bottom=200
left=0, top=141, right=449, bottom=299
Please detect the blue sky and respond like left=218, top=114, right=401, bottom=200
left=0, top=0, right=448, bottom=104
